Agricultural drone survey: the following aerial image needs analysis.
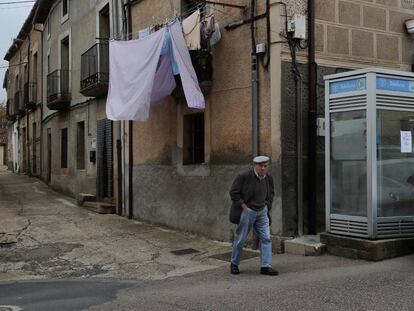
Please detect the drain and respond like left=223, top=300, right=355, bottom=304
left=171, top=248, right=200, bottom=255
left=209, top=250, right=259, bottom=262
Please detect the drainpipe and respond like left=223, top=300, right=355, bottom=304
left=251, top=0, right=259, bottom=157
left=113, top=0, right=123, bottom=216
left=307, top=0, right=317, bottom=234
left=124, top=1, right=133, bottom=219
left=25, top=31, right=31, bottom=176
left=33, top=25, right=43, bottom=180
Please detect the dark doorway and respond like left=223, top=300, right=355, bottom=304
left=22, top=127, right=26, bottom=173
left=47, top=128, right=51, bottom=184
left=96, top=119, right=113, bottom=201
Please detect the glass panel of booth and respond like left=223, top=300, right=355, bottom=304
left=330, top=110, right=367, bottom=216
left=376, top=110, right=414, bottom=217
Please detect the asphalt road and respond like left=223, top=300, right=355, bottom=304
left=1, top=253, right=414, bottom=311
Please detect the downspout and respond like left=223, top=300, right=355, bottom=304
left=251, top=0, right=259, bottom=157
left=113, top=0, right=123, bottom=216
left=33, top=26, right=43, bottom=180
left=125, top=1, right=133, bottom=219
left=25, top=31, right=31, bottom=176
left=307, top=0, right=317, bottom=234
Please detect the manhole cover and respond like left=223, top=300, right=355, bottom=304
left=209, top=250, right=259, bottom=262
left=171, top=248, right=200, bottom=255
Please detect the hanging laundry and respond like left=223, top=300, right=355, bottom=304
left=201, top=15, right=215, bottom=42
left=170, top=20, right=205, bottom=109
left=106, top=20, right=205, bottom=121
left=138, top=27, right=150, bottom=39
left=106, top=28, right=167, bottom=121
left=210, top=22, right=221, bottom=46
left=161, top=30, right=179, bottom=75
left=183, top=10, right=201, bottom=50
left=150, top=54, right=176, bottom=104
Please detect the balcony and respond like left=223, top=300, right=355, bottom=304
left=47, top=69, right=71, bottom=110
left=14, top=91, right=25, bottom=116
left=80, top=42, right=109, bottom=97
left=6, top=99, right=16, bottom=122
left=24, top=81, right=37, bottom=110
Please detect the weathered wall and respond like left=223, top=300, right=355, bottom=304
left=279, top=0, right=414, bottom=235
left=40, top=0, right=112, bottom=198
left=314, top=0, right=413, bottom=69
left=129, top=0, right=282, bottom=240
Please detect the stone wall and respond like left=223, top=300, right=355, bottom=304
left=315, top=0, right=414, bottom=68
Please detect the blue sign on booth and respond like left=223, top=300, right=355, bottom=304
left=330, top=78, right=366, bottom=94
left=376, top=77, right=414, bottom=93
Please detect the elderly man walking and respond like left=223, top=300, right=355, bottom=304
left=229, top=156, right=278, bottom=275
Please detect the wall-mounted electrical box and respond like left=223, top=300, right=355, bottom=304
left=317, top=117, right=325, bottom=136
left=287, top=14, right=307, bottom=40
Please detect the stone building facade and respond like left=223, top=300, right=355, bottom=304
left=3, top=0, right=414, bottom=243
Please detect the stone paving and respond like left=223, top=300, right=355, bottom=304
left=0, top=166, right=232, bottom=281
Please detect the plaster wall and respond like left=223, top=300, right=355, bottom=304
left=128, top=0, right=283, bottom=240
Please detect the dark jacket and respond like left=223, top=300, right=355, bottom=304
left=229, top=169, right=275, bottom=224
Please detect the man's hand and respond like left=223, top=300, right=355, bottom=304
left=241, top=203, right=248, bottom=210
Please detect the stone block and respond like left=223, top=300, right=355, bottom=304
left=402, top=0, right=414, bottom=9
left=284, top=235, right=326, bottom=256
left=339, top=1, right=361, bottom=26
left=402, top=36, right=414, bottom=64
left=363, top=6, right=386, bottom=30
left=315, top=23, right=324, bottom=52
left=320, top=232, right=414, bottom=261
left=376, top=0, right=399, bottom=6
left=327, top=26, right=349, bottom=55
left=389, top=11, right=412, bottom=33
left=352, top=29, right=374, bottom=58
left=376, top=34, right=399, bottom=61
left=316, top=0, right=336, bottom=22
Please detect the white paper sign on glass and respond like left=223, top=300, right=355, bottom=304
left=400, top=131, right=412, bottom=153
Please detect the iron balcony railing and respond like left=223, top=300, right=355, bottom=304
left=80, top=41, right=109, bottom=97
left=14, top=91, right=24, bottom=115
left=47, top=69, right=71, bottom=110
left=24, top=81, right=37, bottom=109
left=6, top=98, right=16, bottom=121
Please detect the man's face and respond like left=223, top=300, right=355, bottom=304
left=255, top=162, right=269, bottom=176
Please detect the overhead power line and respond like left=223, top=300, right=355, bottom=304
left=0, top=1, right=35, bottom=5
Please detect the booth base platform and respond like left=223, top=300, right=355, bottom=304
left=320, top=233, right=414, bottom=261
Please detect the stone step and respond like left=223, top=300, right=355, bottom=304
left=82, top=201, right=115, bottom=214
left=77, top=193, right=96, bottom=206
left=284, top=235, right=326, bottom=256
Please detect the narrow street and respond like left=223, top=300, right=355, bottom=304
left=1, top=167, right=414, bottom=310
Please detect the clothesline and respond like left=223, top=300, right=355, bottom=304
left=107, top=2, right=207, bottom=41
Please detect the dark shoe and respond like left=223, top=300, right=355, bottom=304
left=260, top=267, right=278, bottom=276
left=230, top=263, right=240, bottom=275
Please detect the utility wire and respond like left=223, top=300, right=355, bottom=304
left=0, top=1, right=35, bottom=5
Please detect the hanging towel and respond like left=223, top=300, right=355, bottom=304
left=106, top=27, right=167, bottom=121
left=170, top=20, right=205, bottom=109
left=201, top=15, right=215, bottom=41
left=138, top=27, right=150, bottom=39
left=210, top=22, right=221, bottom=46
left=161, top=30, right=179, bottom=75
left=183, top=10, right=201, bottom=50
left=150, top=54, right=176, bottom=103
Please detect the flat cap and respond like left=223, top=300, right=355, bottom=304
left=253, top=156, right=270, bottom=164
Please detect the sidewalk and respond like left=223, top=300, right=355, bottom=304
left=0, top=167, right=233, bottom=281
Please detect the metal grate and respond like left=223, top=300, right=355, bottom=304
left=329, top=95, right=366, bottom=112
left=330, top=218, right=369, bottom=237
left=171, top=248, right=200, bottom=256
left=376, top=94, right=414, bottom=111
left=377, top=219, right=414, bottom=238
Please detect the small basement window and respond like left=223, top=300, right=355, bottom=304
left=183, top=113, right=205, bottom=165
